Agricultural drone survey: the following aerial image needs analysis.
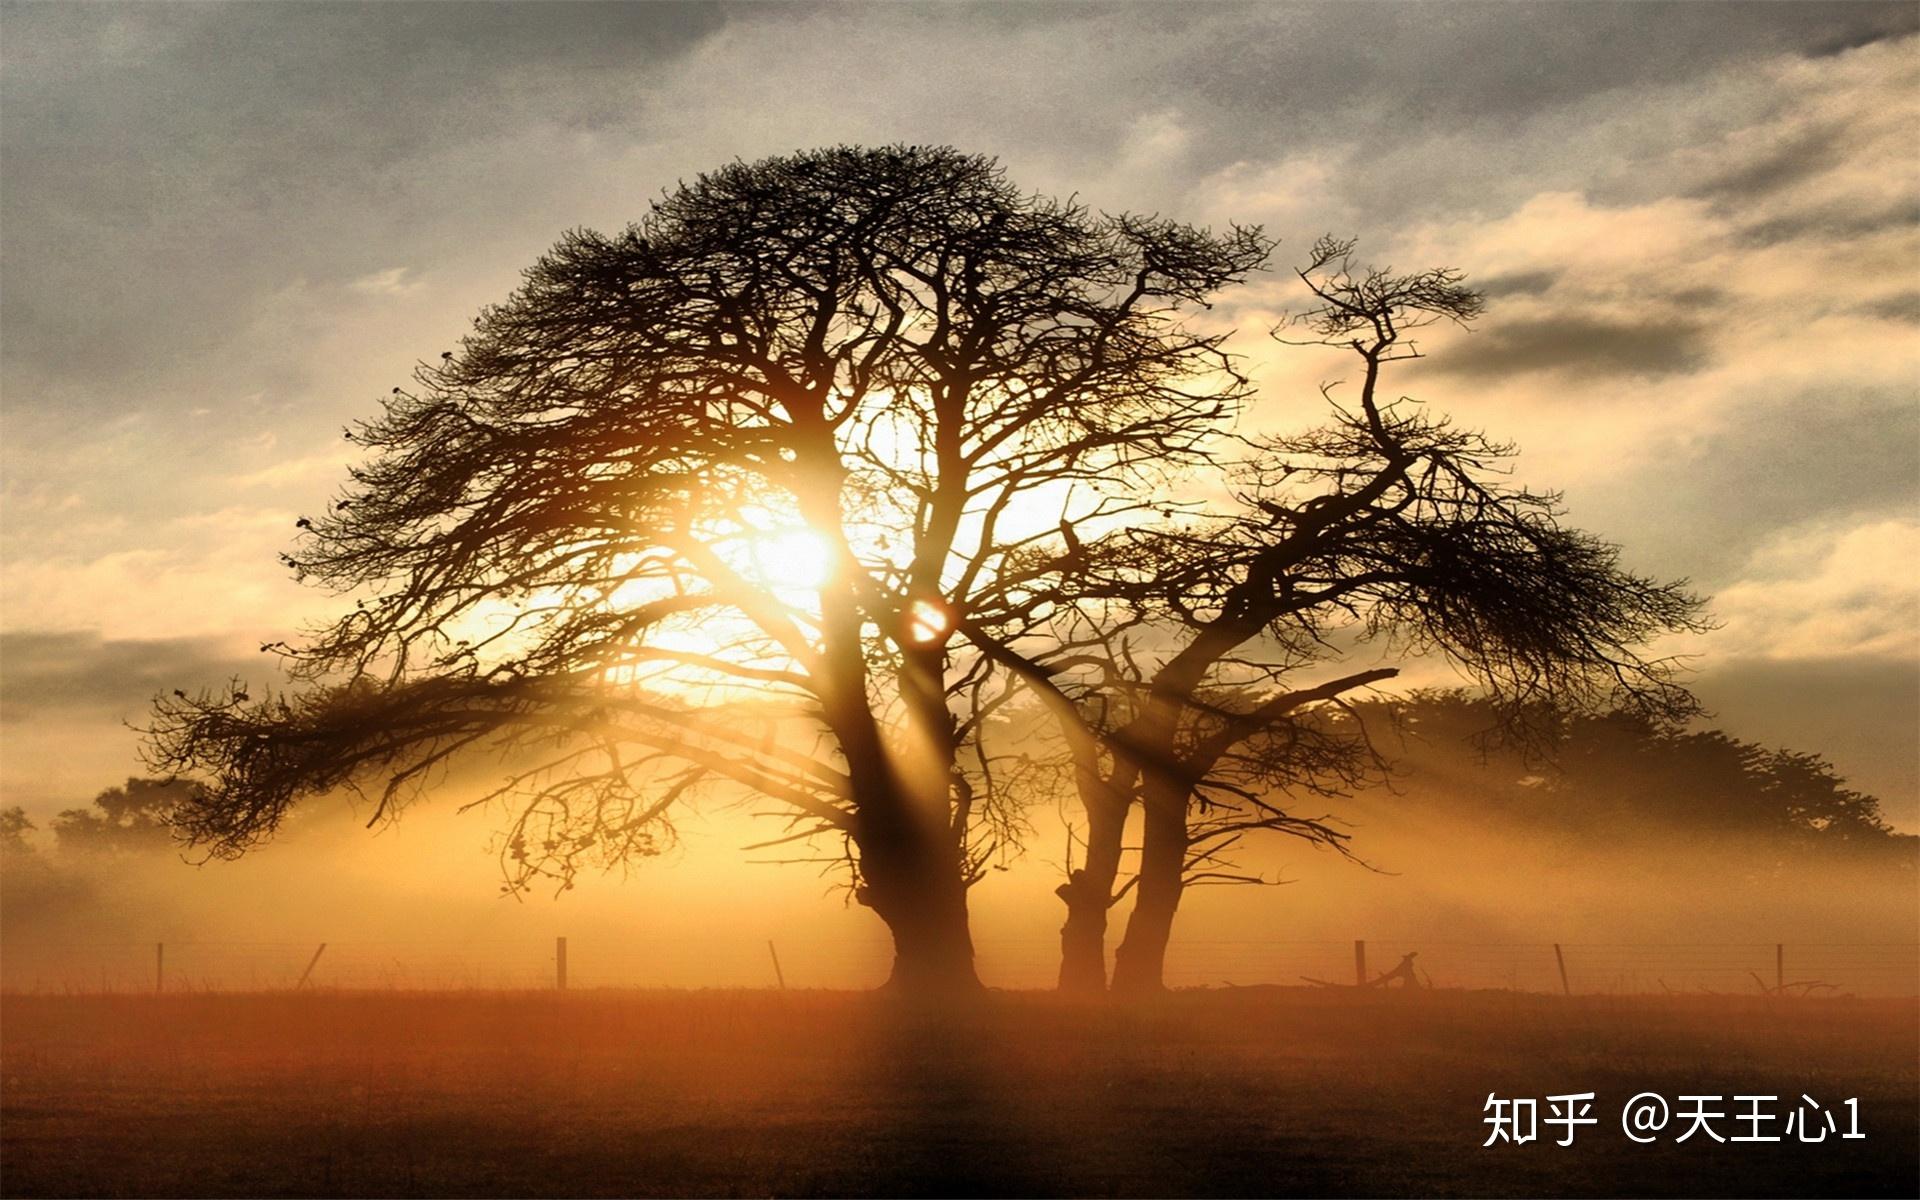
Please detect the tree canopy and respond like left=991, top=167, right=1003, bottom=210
left=148, top=145, right=1269, bottom=992
left=148, top=146, right=1720, bottom=996
left=1359, top=691, right=1913, bottom=854
left=964, top=236, right=1706, bottom=991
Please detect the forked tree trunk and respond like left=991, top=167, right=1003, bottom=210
left=1110, top=782, right=1188, bottom=995
left=1056, top=787, right=1126, bottom=993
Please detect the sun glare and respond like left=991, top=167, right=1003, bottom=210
left=750, top=528, right=835, bottom=590
left=908, top=599, right=949, bottom=643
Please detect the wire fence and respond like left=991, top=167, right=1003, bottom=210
left=3, top=936, right=1915, bottom=996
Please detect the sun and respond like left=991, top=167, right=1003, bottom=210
left=749, top=527, right=835, bottom=590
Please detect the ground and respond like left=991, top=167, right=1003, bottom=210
left=2, top=989, right=1914, bottom=1197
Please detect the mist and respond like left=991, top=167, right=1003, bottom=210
left=7, top=743, right=1912, bottom=996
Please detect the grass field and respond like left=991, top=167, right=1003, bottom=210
left=2, top=988, right=1914, bottom=1197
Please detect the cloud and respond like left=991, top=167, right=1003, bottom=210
left=348, top=267, right=422, bottom=297
left=1, top=507, right=327, bottom=642
left=0, top=629, right=275, bottom=724
left=1861, top=291, right=1920, bottom=324
left=1733, top=200, right=1916, bottom=249
left=1606, top=387, right=1920, bottom=582
left=1475, top=269, right=1561, bottom=299
left=0, top=1, right=728, bottom=419
left=1706, top=517, right=1920, bottom=662
left=228, top=451, right=357, bottom=491
left=0, top=629, right=292, bottom=814
left=1429, top=315, right=1712, bottom=381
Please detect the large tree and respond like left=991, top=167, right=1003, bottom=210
left=146, top=145, right=1267, bottom=994
left=969, top=238, right=1707, bottom=993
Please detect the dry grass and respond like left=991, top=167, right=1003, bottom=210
left=2, top=988, right=1914, bottom=1197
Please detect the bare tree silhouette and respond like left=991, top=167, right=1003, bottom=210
left=963, top=238, right=1708, bottom=993
left=145, top=145, right=1267, bottom=994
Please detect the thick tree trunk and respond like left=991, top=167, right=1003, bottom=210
left=1056, top=787, right=1126, bottom=993
left=866, top=644, right=982, bottom=995
left=874, top=877, right=981, bottom=993
left=857, top=806, right=983, bottom=995
left=1110, top=780, right=1188, bottom=995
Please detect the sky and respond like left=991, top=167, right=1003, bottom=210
left=3, top=0, right=1917, bottom=851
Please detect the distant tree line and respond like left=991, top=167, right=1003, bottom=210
left=2, top=777, right=201, bottom=859
left=5, top=715, right=1905, bottom=868
left=1345, top=691, right=1913, bottom=857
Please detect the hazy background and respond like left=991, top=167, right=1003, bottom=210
left=5, top=757, right=1914, bottom=993
left=2, top=2, right=1915, bottom=982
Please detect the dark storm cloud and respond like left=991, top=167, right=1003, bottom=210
left=1425, top=316, right=1712, bottom=381
left=0, top=630, right=272, bottom=724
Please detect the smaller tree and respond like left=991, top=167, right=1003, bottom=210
left=0, top=806, right=36, bottom=858
left=971, top=237, right=1708, bottom=992
left=50, top=777, right=196, bottom=855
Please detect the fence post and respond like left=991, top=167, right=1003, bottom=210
left=555, top=936, right=568, bottom=991
left=768, top=940, right=786, bottom=990
left=296, top=943, right=328, bottom=989
left=1776, top=943, right=1784, bottom=993
left=155, top=942, right=164, bottom=994
left=1353, top=939, right=1367, bottom=987
left=1553, top=943, right=1571, bottom=996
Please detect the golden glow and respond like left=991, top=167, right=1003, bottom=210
left=907, top=599, right=948, bottom=643
left=749, top=527, right=835, bottom=590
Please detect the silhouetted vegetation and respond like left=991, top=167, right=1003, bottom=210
left=1000, top=238, right=1704, bottom=992
left=0, top=806, right=34, bottom=858
left=144, top=146, right=1715, bottom=997
left=1357, top=690, right=1915, bottom=856
left=46, top=777, right=198, bottom=855
left=147, top=145, right=1270, bottom=993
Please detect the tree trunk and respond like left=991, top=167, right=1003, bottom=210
left=1056, top=785, right=1126, bottom=993
left=1110, top=780, right=1187, bottom=995
left=874, top=878, right=981, bottom=993
left=857, top=807, right=983, bottom=995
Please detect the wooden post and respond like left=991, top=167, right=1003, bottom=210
left=155, top=942, right=164, bottom=994
left=767, top=940, right=786, bottom=990
left=555, top=936, right=568, bottom=991
left=1553, top=943, right=1571, bottom=996
left=1353, top=939, right=1367, bottom=988
left=1775, top=943, right=1784, bottom=993
left=296, top=943, right=328, bottom=989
